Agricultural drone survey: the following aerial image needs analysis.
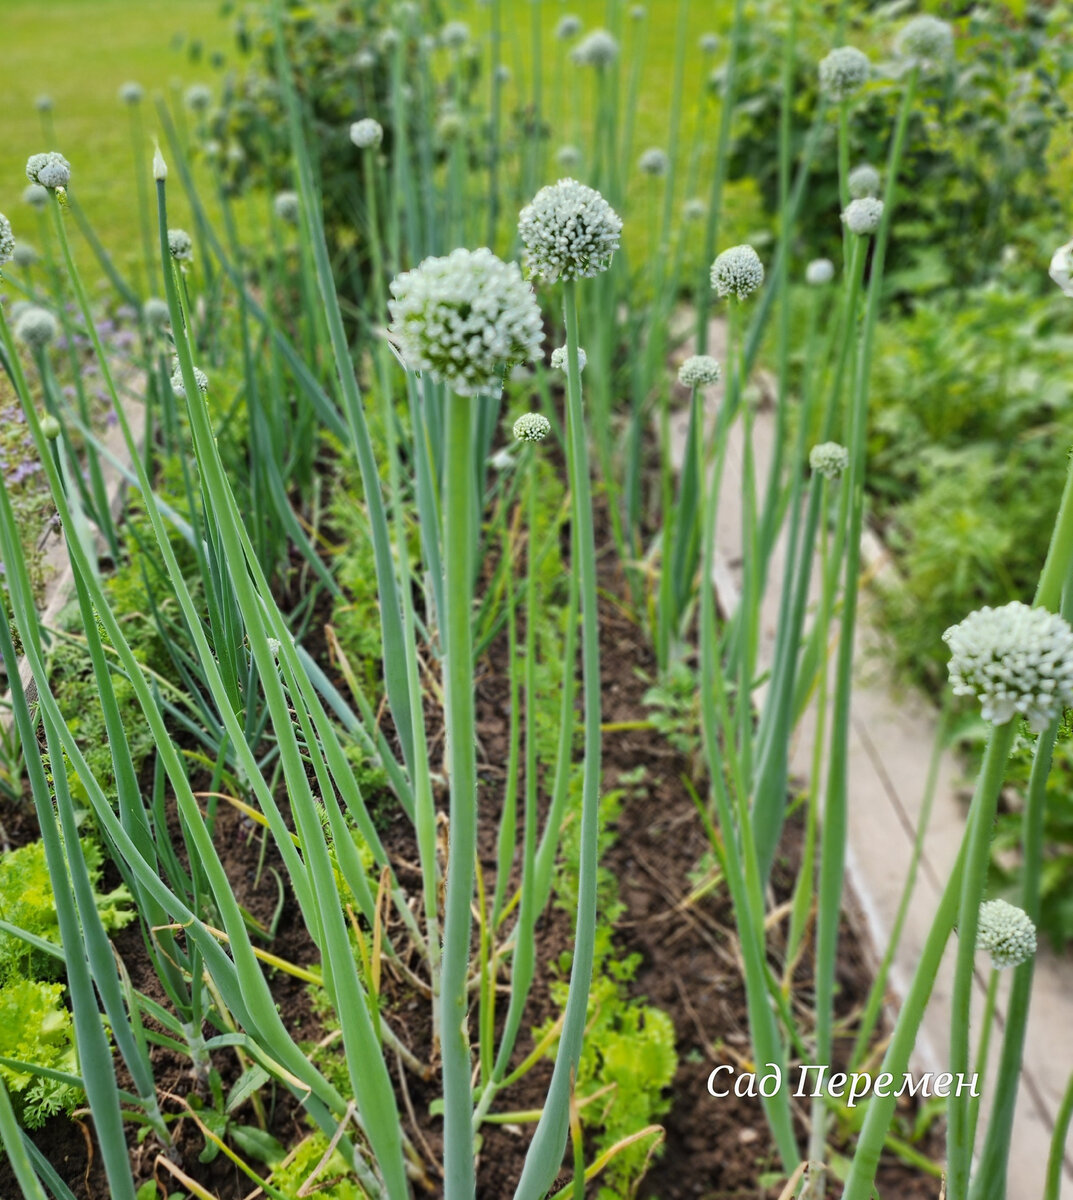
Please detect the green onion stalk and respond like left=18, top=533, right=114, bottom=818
left=513, top=278, right=603, bottom=1199
left=439, top=382, right=482, bottom=1198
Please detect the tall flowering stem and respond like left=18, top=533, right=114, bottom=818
left=514, top=278, right=602, bottom=1199
left=441, top=389, right=480, bottom=1200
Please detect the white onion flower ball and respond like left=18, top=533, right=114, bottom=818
left=26, top=152, right=72, bottom=190
left=388, top=247, right=543, bottom=398
left=119, top=81, right=144, bottom=105
left=22, top=184, right=48, bottom=210
left=513, top=413, right=552, bottom=442
left=700, top=33, right=719, bottom=54
left=976, top=900, right=1037, bottom=969
left=35, top=94, right=54, bottom=114
left=143, top=298, right=171, bottom=329
left=441, top=20, right=470, bottom=48
left=678, top=355, right=721, bottom=388
left=556, top=15, right=582, bottom=40
left=168, top=228, right=194, bottom=262
left=274, top=191, right=300, bottom=225
left=683, top=198, right=706, bottom=222
left=13, top=243, right=38, bottom=268
left=437, top=110, right=465, bottom=142
left=550, top=345, right=587, bottom=372
left=809, top=441, right=849, bottom=479
left=556, top=145, right=582, bottom=170
left=805, top=258, right=835, bottom=286
left=638, top=147, right=668, bottom=177
left=171, top=361, right=209, bottom=399
left=895, top=15, right=954, bottom=65
left=571, top=29, right=619, bottom=67
left=185, top=84, right=213, bottom=113
left=710, top=244, right=764, bottom=300
left=818, top=46, right=870, bottom=100
left=350, top=118, right=384, bottom=149
left=13, top=306, right=57, bottom=349
left=0, top=215, right=14, bottom=266
left=943, top=601, right=1073, bottom=732
left=848, top=163, right=881, bottom=199
left=842, top=197, right=884, bottom=236
left=519, top=178, right=623, bottom=282
left=1050, top=238, right=1073, bottom=298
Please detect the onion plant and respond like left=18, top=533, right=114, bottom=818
left=1, top=4, right=1070, bottom=1199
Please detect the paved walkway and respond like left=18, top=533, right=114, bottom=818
left=666, top=319, right=1073, bottom=1199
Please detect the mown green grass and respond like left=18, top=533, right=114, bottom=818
left=1, top=0, right=232, bottom=287
left=2, top=0, right=751, bottom=291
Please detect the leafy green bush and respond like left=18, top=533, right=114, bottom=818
left=0, top=979, right=82, bottom=1130
left=867, top=284, right=1073, bottom=688
left=209, top=0, right=412, bottom=307
left=0, top=839, right=133, bottom=986
left=268, top=1131, right=366, bottom=1199
left=729, top=4, right=1072, bottom=296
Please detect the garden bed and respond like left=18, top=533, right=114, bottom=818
left=0, top=473, right=943, bottom=1198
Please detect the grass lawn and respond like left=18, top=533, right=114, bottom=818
left=1, top=0, right=232, bottom=289
left=2, top=0, right=759, bottom=293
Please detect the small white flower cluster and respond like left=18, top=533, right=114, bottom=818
left=36, top=95, right=53, bottom=113
left=23, top=184, right=48, bottom=210
left=818, top=46, right=870, bottom=100
left=13, top=305, right=57, bottom=349
left=678, top=355, right=721, bottom=388
left=1051, top=239, right=1073, bottom=298
left=710, top=245, right=764, bottom=300
left=26, top=152, right=71, bottom=190
left=519, top=178, right=623, bottom=283
left=513, top=412, right=552, bottom=443
left=809, top=441, right=849, bottom=479
left=848, top=163, right=881, bottom=199
left=943, top=601, right=1073, bottom=732
left=388, top=247, right=543, bottom=398
left=700, top=33, right=719, bottom=54
left=556, top=15, right=582, bottom=40
left=556, top=145, right=581, bottom=169
left=683, top=198, right=706, bottom=222
left=638, top=147, right=668, bottom=177
left=842, top=197, right=884, bottom=236
left=895, top=15, right=954, bottom=65
left=171, top=361, right=210, bottom=399
left=274, top=191, right=300, bottom=225
left=350, top=118, right=384, bottom=149
left=441, top=20, right=470, bottom=48
left=437, top=110, right=465, bottom=142
left=143, top=298, right=171, bottom=329
left=168, top=228, right=194, bottom=262
left=185, top=84, right=213, bottom=113
left=805, top=258, right=835, bottom=286
left=0, top=214, right=14, bottom=266
left=550, top=344, right=587, bottom=372
left=13, top=243, right=38, bottom=268
left=119, top=81, right=144, bottom=105
left=571, top=29, right=619, bottom=67
left=976, top=899, right=1037, bottom=969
